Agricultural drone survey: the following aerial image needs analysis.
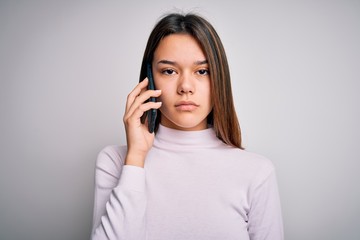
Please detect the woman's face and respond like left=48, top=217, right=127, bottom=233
left=152, top=33, right=213, bottom=131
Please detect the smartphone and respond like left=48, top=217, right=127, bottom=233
left=146, top=63, right=157, bottom=133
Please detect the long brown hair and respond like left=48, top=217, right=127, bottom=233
left=139, top=13, right=243, bottom=149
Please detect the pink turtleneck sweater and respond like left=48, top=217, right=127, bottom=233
left=91, top=125, right=283, bottom=240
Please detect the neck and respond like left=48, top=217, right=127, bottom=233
left=153, top=124, right=225, bottom=150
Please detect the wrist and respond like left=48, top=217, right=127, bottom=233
left=125, top=151, right=146, bottom=168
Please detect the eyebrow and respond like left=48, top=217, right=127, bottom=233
left=157, top=59, right=208, bottom=66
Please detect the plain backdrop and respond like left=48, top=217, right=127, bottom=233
left=1, top=0, right=359, bottom=239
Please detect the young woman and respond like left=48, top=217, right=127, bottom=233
left=91, top=13, right=283, bottom=240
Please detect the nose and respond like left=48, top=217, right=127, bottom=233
left=177, top=72, right=195, bottom=95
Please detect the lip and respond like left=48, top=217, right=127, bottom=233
left=175, top=101, right=199, bottom=111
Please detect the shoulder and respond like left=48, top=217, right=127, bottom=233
left=223, top=147, right=274, bottom=169
left=240, top=149, right=274, bottom=171
left=243, top=150, right=275, bottom=181
left=222, top=147, right=276, bottom=183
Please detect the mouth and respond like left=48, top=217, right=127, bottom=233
left=175, top=101, right=199, bottom=111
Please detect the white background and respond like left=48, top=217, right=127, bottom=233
left=0, top=0, right=359, bottom=239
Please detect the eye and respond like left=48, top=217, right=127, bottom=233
left=162, top=69, right=176, bottom=75
left=197, top=69, right=209, bottom=75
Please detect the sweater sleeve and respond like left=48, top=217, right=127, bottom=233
left=247, top=167, right=284, bottom=240
left=91, top=146, right=147, bottom=240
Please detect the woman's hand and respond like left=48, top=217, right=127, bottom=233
left=123, top=78, right=162, bottom=168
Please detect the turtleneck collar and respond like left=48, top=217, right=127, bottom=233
left=153, top=124, right=225, bottom=150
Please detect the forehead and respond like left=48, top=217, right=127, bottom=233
left=153, top=34, right=206, bottom=62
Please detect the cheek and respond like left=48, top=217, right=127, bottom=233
left=200, top=83, right=212, bottom=103
left=157, top=87, right=171, bottom=104
left=156, top=82, right=173, bottom=101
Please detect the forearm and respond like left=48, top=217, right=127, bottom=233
left=91, top=166, right=147, bottom=240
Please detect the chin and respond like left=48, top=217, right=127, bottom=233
left=165, top=119, right=207, bottom=131
left=160, top=110, right=209, bottom=131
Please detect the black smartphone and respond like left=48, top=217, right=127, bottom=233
left=146, top=63, right=157, bottom=133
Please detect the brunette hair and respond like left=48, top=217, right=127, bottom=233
left=140, top=13, right=243, bottom=149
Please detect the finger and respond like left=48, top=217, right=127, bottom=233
left=126, top=78, right=149, bottom=112
left=126, top=89, right=162, bottom=117
left=124, top=101, right=162, bottom=124
left=133, top=101, right=162, bottom=120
